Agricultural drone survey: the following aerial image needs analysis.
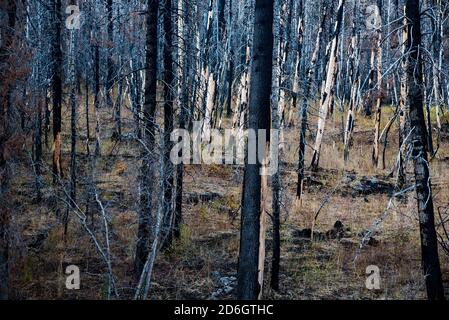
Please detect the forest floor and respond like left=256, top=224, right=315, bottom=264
left=9, top=96, right=449, bottom=299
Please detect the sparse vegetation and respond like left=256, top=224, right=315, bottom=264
left=1, top=0, right=449, bottom=301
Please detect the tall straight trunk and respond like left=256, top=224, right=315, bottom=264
left=135, top=0, right=159, bottom=278
left=66, top=2, right=78, bottom=237
left=397, top=4, right=409, bottom=190
left=34, top=97, right=43, bottom=202
left=200, top=0, right=215, bottom=140
left=108, top=0, right=121, bottom=141
left=171, top=0, right=191, bottom=243
left=310, top=0, right=345, bottom=171
left=44, top=92, right=50, bottom=148
left=404, top=0, right=445, bottom=300
left=296, top=4, right=325, bottom=205
left=106, top=0, right=114, bottom=112
left=431, top=0, right=443, bottom=154
left=52, top=0, right=63, bottom=180
left=424, top=71, right=434, bottom=156
left=288, top=0, right=304, bottom=127
left=94, top=44, right=101, bottom=156
left=372, top=0, right=383, bottom=167
left=343, top=1, right=361, bottom=163
left=114, top=77, right=123, bottom=139
left=237, top=0, right=274, bottom=300
left=161, top=0, right=175, bottom=247
left=0, top=0, right=16, bottom=300
left=128, top=50, right=142, bottom=139
left=270, top=0, right=282, bottom=292
left=225, top=0, right=234, bottom=118
left=85, top=74, right=90, bottom=156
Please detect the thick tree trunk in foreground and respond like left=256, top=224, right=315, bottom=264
left=237, top=0, right=274, bottom=300
left=135, top=0, right=159, bottom=278
left=405, top=0, right=444, bottom=301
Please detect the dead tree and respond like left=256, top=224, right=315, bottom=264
left=160, top=0, right=175, bottom=249
left=431, top=0, right=443, bottom=155
left=270, top=0, right=282, bottom=292
left=65, top=0, right=79, bottom=237
left=51, top=0, right=63, bottom=179
left=237, top=0, right=274, bottom=300
left=169, top=0, right=191, bottom=244
left=94, top=43, right=101, bottom=156
left=310, top=0, right=345, bottom=171
left=372, top=0, right=383, bottom=167
left=343, top=0, right=361, bottom=163
left=404, top=0, right=445, bottom=300
left=295, top=3, right=327, bottom=205
left=225, top=0, right=234, bottom=118
left=135, top=0, right=159, bottom=278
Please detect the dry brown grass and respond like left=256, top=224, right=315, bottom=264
left=7, top=96, right=449, bottom=299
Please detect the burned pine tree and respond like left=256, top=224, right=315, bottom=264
left=160, top=0, right=175, bottom=248
left=404, top=0, right=445, bottom=300
left=135, top=0, right=159, bottom=278
left=65, top=0, right=79, bottom=237
left=51, top=0, right=63, bottom=180
left=237, top=0, right=274, bottom=300
left=372, top=0, right=384, bottom=167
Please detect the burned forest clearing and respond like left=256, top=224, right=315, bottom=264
left=1, top=0, right=449, bottom=301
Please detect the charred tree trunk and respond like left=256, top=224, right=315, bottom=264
left=85, top=73, right=91, bottom=157
left=270, top=0, right=282, bottom=292
left=237, top=0, right=274, bottom=300
left=34, top=97, right=43, bottom=202
left=52, top=0, right=63, bottom=180
left=66, top=1, right=79, bottom=237
left=405, top=0, right=445, bottom=300
left=135, top=0, right=159, bottom=278
left=296, top=4, right=326, bottom=205
left=94, top=44, right=101, bottom=156
left=170, top=0, right=191, bottom=244
left=160, top=0, right=175, bottom=249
